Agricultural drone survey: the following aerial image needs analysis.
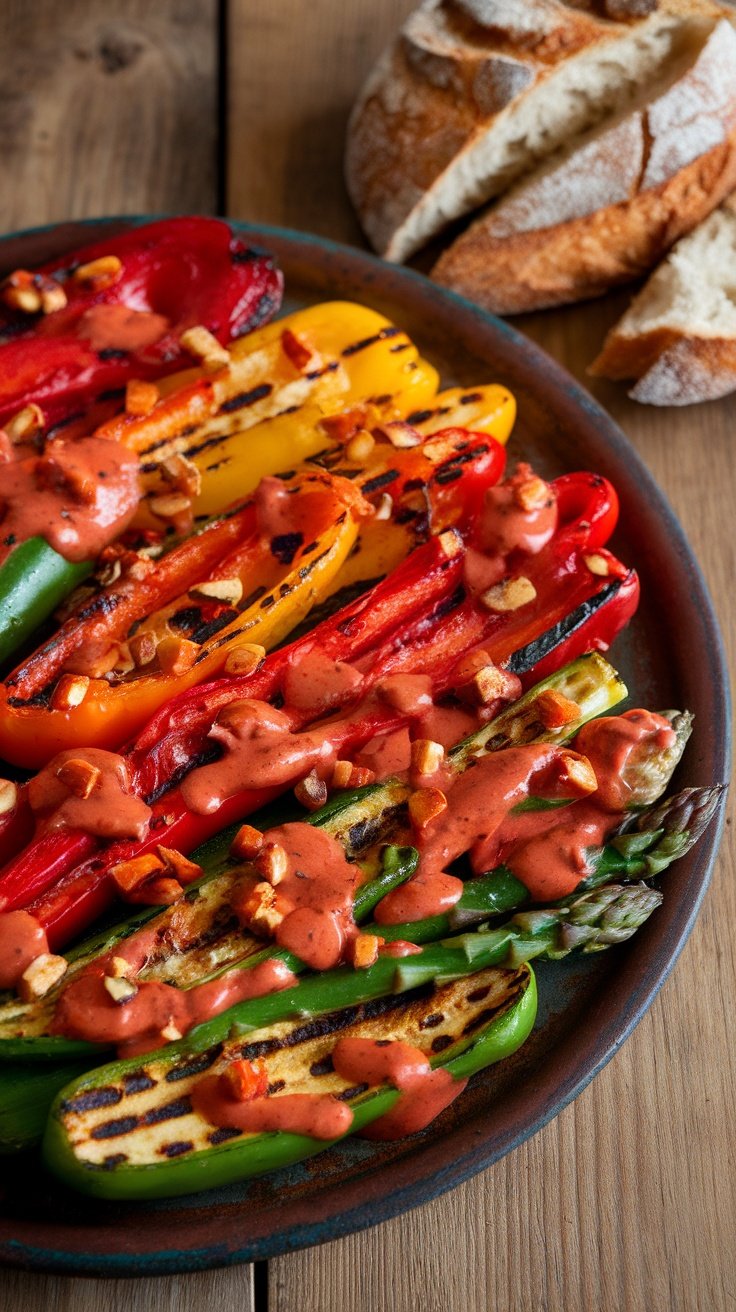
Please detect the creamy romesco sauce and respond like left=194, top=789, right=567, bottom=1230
left=28, top=748, right=152, bottom=841
left=0, top=910, right=49, bottom=989
left=332, top=1036, right=466, bottom=1141
left=191, top=1078, right=354, bottom=1140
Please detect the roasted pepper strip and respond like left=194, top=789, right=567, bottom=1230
left=0, top=471, right=370, bottom=766
left=0, top=217, right=283, bottom=427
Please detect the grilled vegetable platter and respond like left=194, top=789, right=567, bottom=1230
left=0, top=219, right=726, bottom=1231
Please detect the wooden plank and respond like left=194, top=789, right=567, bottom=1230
left=0, top=0, right=218, bottom=231
left=0, top=1267, right=256, bottom=1312
left=226, top=0, right=416, bottom=242
left=223, top=6, right=736, bottom=1311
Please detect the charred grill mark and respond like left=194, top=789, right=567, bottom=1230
left=168, top=604, right=203, bottom=633
left=306, top=360, right=340, bottom=380
left=102, top=1153, right=128, bottom=1169
left=336, top=1083, right=369, bottom=1100
left=270, top=531, right=304, bottom=564
left=219, top=383, right=272, bottom=415
left=61, top=1086, right=122, bottom=1115
left=389, top=342, right=410, bottom=353
left=165, top=1044, right=224, bottom=1083
left=428, top=586, right=465, bottom=624
left=91, top=1115, right=139, bottom=1140
left=267, top=1079, right=286, bottom=1095
left=405, top=408, right=435, bottom=425
left=159, top=1140, right=194, bottom=1158
left=460, top=392, right=484, bottom=404
left=310, top=1056, right=334, bottom=1076
left=432, top=446, right=489, bottom=486
left=139, top=422, right=202, bottom=463
left=123, top=1071, right=157, bottom=1095
left=260, top=594, right=276, bottom=610
left=209, top=1126, right=241, bottom=1144
left=241, top=585, right=268, bottom=609
left=505, top=579, right=622, bottom=675
left=191, top=611, right=238, bottom=645
left=431, top=1034, right=453, bottom=1053
left=76, top=593, right=120, bottom=621
left=98, top=347, right=129, bottom=361
left=203, top=616, right=258, bottom=657
left=142, top=1095, right=192, bottom=1125
left=238, top=992, right=423, bottom=1063
left=346, top=804, right=405, bottom=854
left=462, top=980, right=524, bottom=1036
left=419, top=1012, right=445, bottom=1030
left=367, top=393, right=392, bottom=405
left=361, top=469, right=399, bottom=496
left=341, top=326, right=401, bottom=356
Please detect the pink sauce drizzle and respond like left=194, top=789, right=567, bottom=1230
left=282, top=648, right=363, bottom=715
left=0, top=910, right=49, bottom=988
left=28, top=748, right=152, bottom=841
left=191, top=1077, right=353, bottom=1140
left=574, top=710, right=675, bottom=811
left=332, top=1037, right=466, bottom=1141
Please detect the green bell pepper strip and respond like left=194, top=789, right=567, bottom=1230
left=0, top=537, right=91, bottom=667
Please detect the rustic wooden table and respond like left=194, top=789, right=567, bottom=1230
left=0, top=3, right=734, bottom=1309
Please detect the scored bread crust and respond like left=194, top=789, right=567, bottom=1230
left=591, top=194, right=736, bottom=403
left=431, top=20, right=736, bottom=314
left=345, top=0, right=730, bottom=263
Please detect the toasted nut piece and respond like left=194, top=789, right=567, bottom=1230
left=481, top=576, right=537, bottom=613
left=221, top=1057, right=269, bottom=1101
left=230, top=823, right=264, bottom=860
left=161, top=453, right=202, bottom=498
left=411, top=739, right=444, bottom=777
left=129, top=631, right=157, bottom=667
left=513, top=474, right=550, bottom=512
left=110, top=852, right=165, bottom=895
left=50, top=673, right=90, bottom=711
left=584, top=553, right=610, bottom=577
left=1, top=271, right=41, bottom=314
left=127, top=876, right=184, bottom=906
left=96, top=557, right=122, bottom=587
left=40, top=282, right=68, bottom=314
left=437, top=529, right=462, bottom=559
left=241, top=881, right=284, bottom=935
left=150, top=493, right=193, bottom=521
left=127, top=553, right=156, bottom=582
left=319, top=407, right=368, bottom=444
left=0, top=779, right=18, bottom=816
left=224, top=643, right=266, bottom=676
left=125, top=379, right=160, bottom=416
left=74, top=255, right=122, bottom=288
left=374, top=493, right=393, bottom=521
left=331, top=759, right=353, bottom=790
left=294, top=769, right=328, bottom=812
left=345, top=431, right=375, bottom=463
left=255, top=842, right=289, bottom=887
left=104, top=975, right=138, bottom=1004
left=468, top=663, right=521, bottom=707
left=157, top=845, right=202, bottom=884
left=281, top=328, right=313, bottom=371
left=348, top=765, right=375, bottom=788
left=535, top=689, right=581, bottom=729
left=109, top=956, right=132, bottom=979
left=349, top=934, right=384, bottom=969
left=189, top=577, right=243, bottom=606
left=160, top=1023, right=183, bottom=1043
left=408, top=788, right=448, bottom=830
left=18, top=953, right=68, bottom=1002
left=559, top=751, right=598, bottom=795
left=157, top=635, right=198, bottom=676
left=373, top=421, right=421, bottom=449
left=55, top=757, right=102, bottom=799
left=180, top=325, right=230, bottom=371
left=331, top=760, right=375, bottom=790
left=6, top=403, right=44, bottom=442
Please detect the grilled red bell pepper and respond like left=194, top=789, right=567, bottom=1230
left=0, top=467, right=638, bottom=949
left=0, top=217, right=282, bottom=428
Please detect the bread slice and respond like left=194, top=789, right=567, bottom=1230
left=346, top=0, right=730, bottom=263
left=432, top=19, right=736, bottom=313
left=590, top=193, right=736, bottom=402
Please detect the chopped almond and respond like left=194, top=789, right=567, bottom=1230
left=180, top=324, right=229, bottom=371
left=125, top=379, right=160, bottom=416
left=373, top=421, right=421, bottom=449
left=96, top=556, right=122, bottom=586
left=331, top=760, right=375, bottom=790
left=584, top=553, right=610, bottom=577
left=18, top=953, right=68, bottom=1002
left=74, top=255, right=122, bottom=289
left=255, top=842, right=288, bottom=887
left=224, top=643, right=266, bottom=676
left=189, top=577, right=243, bottom=605
left=109, top=956, right=132, bottom=979
left=374, top=492, right=393, bottom=521
left=127, top=876, right=184, bottom=906
left=157, top=845, right=202, bottom=884
left=110, top=852, right=165, bottom=895
left=129, top=631, right=157, bottom=668
left=408, top=788, right=448, bottom=830
left=230, top=823, right=264, bottom=860
left=281, top=328, right=313, bottom=371
left=156, top=635, right=198, bottom=676
left=55, top=757, right=102, bottom=799
left=160, top=1023, right=183, bottom=1043
left=0, top=779, right=18, bottom=816
left=468, top=663, right=521, bottom=708
left=295, top=770, right=328, bottom=812
left=50, top=673, right=90, bottom=711
left=161, top=453, right=202, bottom=499
left=103, top=975, right=137, bottom=1004
left=513, top=474, right=550, bottom=512
left=221, top=1057, right=269, bottom=1102
left=126, top=553, right=155, bottom=582
left=6, top=403, right=44, bottom=442
left=411, top=739, right=444, bottom=777
left=535, top=689, right=581, bottom=729
left=559, top=751, right=598, bottom=796
left=437, top=529, right=462, bottom=559
left=40, top=282, right=67, bottom=314
left=240, top=881, right=284, bottom=936
left=481, top=576, right=537, bottom=613
left=319, top=407, right=368, bottom=445
left=345, top=431, right=375, bottom=463
left=150, top=493, right=193, bottom=521
left=1, top=270, right=41, bottom=314
left=349, top=934, right=384, bottom=969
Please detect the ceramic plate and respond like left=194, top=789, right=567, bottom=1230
left=0, top=218, right=729, bottom=1276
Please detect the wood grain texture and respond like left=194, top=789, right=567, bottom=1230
left=0, top=0, right=218, bottom=226
left=0, top=1267, right=255, bottom=1312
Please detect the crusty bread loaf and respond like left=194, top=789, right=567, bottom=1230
left=431, top=20, right=736, bottom=313
left=346, top=0, right=729, bottom=263
left=590, top=194, right=736, bottom=402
